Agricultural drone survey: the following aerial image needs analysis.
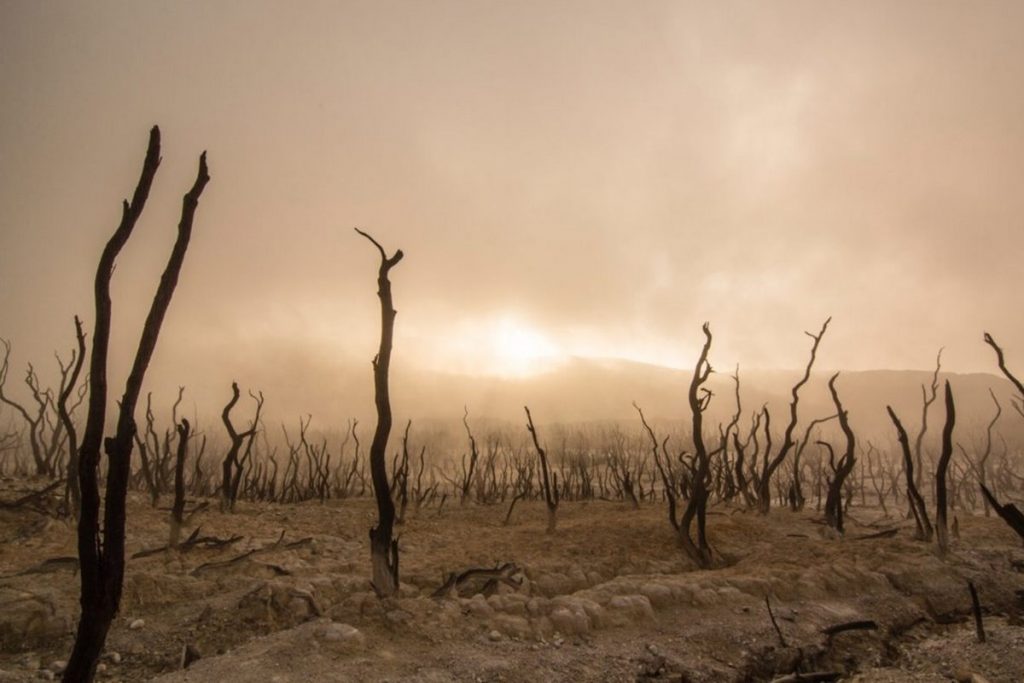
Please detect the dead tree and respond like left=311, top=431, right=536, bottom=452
left=757, top=317, right=830, bottom=514
left=356, top=228, right=403, bottom=597
left=823, top=373, right=856, bottom=534
left=979, top=483, right=1024, bottom=543
left=886, top=405, right=933, bottom=541
left=525, top=405, right=559, bottom=533
left=679, top=323, right=715, bottom=568
left=460, top=407, right=479, bottom=504
left=65, top=126, right=209, bottom=682
left=983, top=333, right=1024, bottom=418
left=394, top=420, right=412, bottom=523
left=0, top=341, right=51, bottom=476
left=965, top=389, right=1002, bottom=516
left=57, top=318, right=87, bottom=518
left=935, top=381, right=956, bottom=555
left=219, top=383, right=263, bottom=512
left=170, top=419, right=191, bottom=547
left=913, top=349, right=943, bottom=495
left=789, top=413, right=838, bottom=511
left=134, top=393, right=162, bottom=506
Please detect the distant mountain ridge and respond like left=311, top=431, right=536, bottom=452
left=147, top=348, right=1022, bottom=443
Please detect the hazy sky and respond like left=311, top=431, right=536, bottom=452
left=2, top=1, right=1023, bottom=414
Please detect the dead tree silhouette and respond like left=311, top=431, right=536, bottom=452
left=219, top=382, right=264, bottom=512
left=913, top=349, right=943, bottom=495
left=756, top=317, right=830, bottom=514
left=355, top=228, right=403, bottom=597
left=58, top=317, right=87, bottom=518
left=525, top=405, right=559, bottom=533
left=979, top=332, right=1024, bottom=542
left=822, top=373, right=855, bottom=534
left=64, top=126, right=209, bottom=683
left=935, top=381, right=956, bottom=555
left=679, top=322, right=714, bottom=568
left=886, top=405, right=933, bottom=541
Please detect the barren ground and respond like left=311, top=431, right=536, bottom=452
left=2, top=480, right=1023, bottom=682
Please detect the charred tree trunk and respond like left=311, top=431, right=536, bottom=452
left=913, top=350, right=942, bottom=496
left=886, top=405, right=933, bottom=541
left=356, top=228, right=403, bottom=597
left=461, top=407, right=479, bottom=505
left=935, top=381, right=956, bottom=555
left=65, top=127, right=209, bottom=683
left=219, top=383, right=261, bottom=512
left=757, top=318, right=830, bottom=514
left=525, top=406, right=559, bottom=533
left=823, top=373, right=856, bottom=534
left=679, top=323, right=714, bottom=568
left=979, top=483, right=1024, bottom=543
left=58, top=318, right=87, bottom=519
left=170, top=419, right=190, bottom=548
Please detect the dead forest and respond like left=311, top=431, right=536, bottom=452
left=1, top=129, right=1024, bottom=683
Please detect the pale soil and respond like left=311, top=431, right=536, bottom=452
left=1, top=480, right=1023, bottom=682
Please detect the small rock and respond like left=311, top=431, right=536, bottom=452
left=319, top=622, right=365, bottom=647
left=128, top=618, right=145, bottom=630
left=48, top=661, right=66, bottom=674
left=105, top=652, right=122, bottom=664
left=96, top=663, right=107, bottom=674
left=488, top=629, right=503, bottom=642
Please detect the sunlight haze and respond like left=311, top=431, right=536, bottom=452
left=2, top=0, right=1023, bottom=420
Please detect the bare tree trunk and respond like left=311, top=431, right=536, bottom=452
left=679, top=323, right=714, bottom=568
left=525, top=406, right=558, bottom=533
left=757, top=318, right=830, bottom=514
left=356, top=228, right=403, bottom=597
left=887, top=405, right=933, bottom=541
left=823, top=373, right=856, bottom=534
left=170, top=419, right=190, bottom=548
left=935, top=381, right=956, bottom=555
left=65, top=127, right=209, bottom=683
left=913, top=350, right=942, bottom=493
left=58, top=318, right=87, bottom=518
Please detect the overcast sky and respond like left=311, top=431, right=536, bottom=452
left=2, top=1, right=1023, bottom=412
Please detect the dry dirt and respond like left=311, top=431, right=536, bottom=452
left=2, top=480, right=1023, bottom=682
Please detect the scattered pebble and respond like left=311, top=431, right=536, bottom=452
left=129, top=618, right=145, bottom=630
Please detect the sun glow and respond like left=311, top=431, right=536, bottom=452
left=413, top=314, right=565, bottom=378
left=489, top=317, right=563, bottom=377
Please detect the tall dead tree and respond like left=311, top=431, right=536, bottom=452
left=678, top=323, right=714, bottom=568
left=525, top=405, right=559, bottom=533
left=822, top=373, right=856, bottom=534
left=935, top=381, right=956, bottom=555
left=913, top=350, right=943, bottom=495
left=65, top=126, right=209, bottom=682
left=58, top=318, right=87, bottom=517
left=460, top=407, right=479, bottom=505
left=756, top=317, right=830, bottom=514
left=356, top=228, right=403, bottom=597
left=219, top=382, right=263, bottom=512
left=170, top=418, right=191, bottom=547
left=886, top=405, right=933, bottom=541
